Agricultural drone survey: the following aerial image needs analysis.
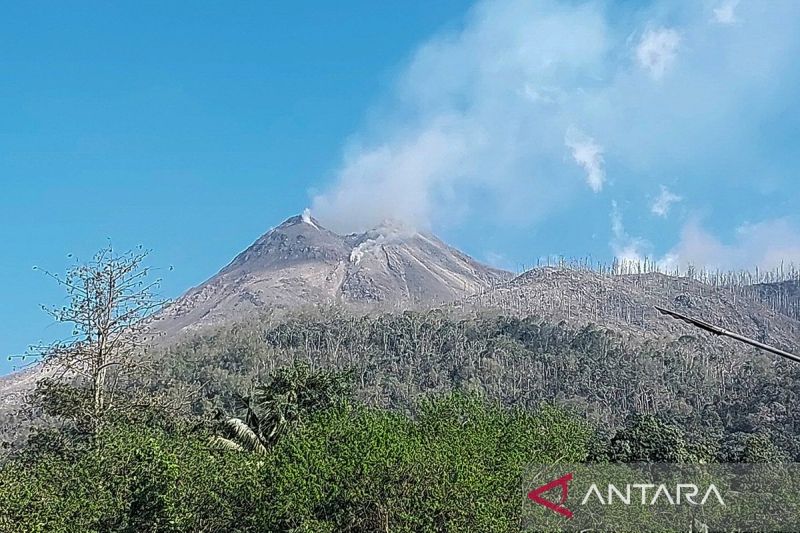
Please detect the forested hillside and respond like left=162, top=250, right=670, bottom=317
left=1, top=387, right=597, bottom=532
left=3, top=305, right=795, bottom=530
left=4, top=302, right=800, bottom=530
left=153, top=308, right=800, bottom=459
left=2, top=247, right=799, bottom=531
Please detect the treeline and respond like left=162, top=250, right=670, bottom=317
left=502, top=257, right=800, bottom=321
left=2, top=245, right=797, bottom=531
left=0, top=360, right=785, bottom=532
left=154, top=308, right=800, bottom=460
left=1, top=362, right=594, bottom=532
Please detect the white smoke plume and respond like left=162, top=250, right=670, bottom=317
left=301, top=207, right=318, bottom=229
left=565, top=128, right=605, bottom=192
left=660, top=218, right=800, bottom=271
left=650, top=186, right=682, bottom=218
left=309, top=0, right=800, bottom=270
left=312, top=0, right=611, bottom=232
left=610, top=201, right=648, bottom=263
left=635, top=28, right=681, bottom=80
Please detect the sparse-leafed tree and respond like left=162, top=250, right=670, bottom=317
left=30, top=245, right=165, bottom=430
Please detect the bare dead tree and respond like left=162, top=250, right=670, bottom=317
left=29, top=245, right=166, bottom=430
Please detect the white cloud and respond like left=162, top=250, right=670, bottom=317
left=659, top=217, right=800, bottom=271
left=635, top=28, right=681, bottom=80
left=650, top=185, right=682, bottom=217
left=310, top=0, right=800, bottom=273
left=312, top=117, right=473, bottom=231
left=611, top=201, right=648, bottom=262
left=565, top=128, right=605, bottom=192
left=713, top=0, right=739, bottom=25
left=312, top=0, right=611, bottom=232
left=603, top=203, right=764, bottom=273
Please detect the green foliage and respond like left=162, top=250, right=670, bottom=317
left=248, top=360, right=353, bottom=446
left=0, top=422, right=263, bottom=533
left=599, top=414, right=718, bottom=463
left=3, top=309, right=794, bottom=530
left=212, top=361, right=353, bottom=455
left=153, top=310, right=800, bottom=461
left=0, top=394, right=591, bottom=532
left=720, top=432, right=788, bottom=463
left=31, top=378, right=92, bottom=423
left=261, top=393, right=591, bottom=532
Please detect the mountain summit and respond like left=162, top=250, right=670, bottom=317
left=158, top=214, right=511, bottom=334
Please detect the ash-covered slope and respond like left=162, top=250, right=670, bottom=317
left=341, top=223, right=505, bottom=304
left=463, top=267, right=800, bottom=351
left=750, top=280, right=800, bottom=321
left=158, top=215, right=510, bottom=335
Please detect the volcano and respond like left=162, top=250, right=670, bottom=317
left=156, top=214, right=511, bottom=335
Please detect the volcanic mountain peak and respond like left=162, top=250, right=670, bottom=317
left=221, top=214, right=348, bottom=274
left=157, top=214, right=511, bottom=335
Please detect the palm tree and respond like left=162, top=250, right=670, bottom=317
left=212, top=361, right=352, bottom=454
left=210, top=400, right=268, bottom=455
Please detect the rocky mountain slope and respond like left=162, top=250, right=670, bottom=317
left=155, top=214, right=511, bottom=336
left=462, top=267, right=800, bottom=353
left=750, top=280, right=800, bottom=321
left=3, top=215, right=800, bottom=446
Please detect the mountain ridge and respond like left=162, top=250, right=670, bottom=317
left=461, top=267, right=800, bottom=352
left=3, top=214, right=799, bottom=442
left=156, top=214, right=512, bottom=336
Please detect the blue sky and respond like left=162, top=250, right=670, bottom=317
left=2, top=0, right=799, bottom=374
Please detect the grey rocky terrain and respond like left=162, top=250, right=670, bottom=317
left=155, top=214, right=511, bottom=336
left=462, top=267, right=800, bottom=353
left=3, top=214, right=799, bottom=436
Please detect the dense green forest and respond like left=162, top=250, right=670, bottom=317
left=1, top=381, right=592, bottom=532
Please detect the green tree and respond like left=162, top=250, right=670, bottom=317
left=263, top=393, right=592, bottom=532
left=0, top=420, right=263, bottom=532
left=602, top=414, right=717, bottom=463
left=212, top=361, right=352, bottom=453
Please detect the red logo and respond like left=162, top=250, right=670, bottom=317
left=527, top=472, right=573, bottom=519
